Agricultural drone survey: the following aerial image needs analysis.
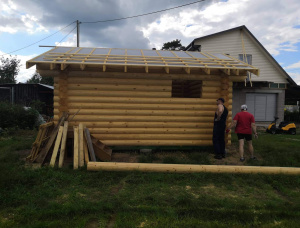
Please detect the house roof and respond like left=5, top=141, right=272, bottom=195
left=26, top=47, right=259, bottom=76
left=185, top=25, right=296, bottom=85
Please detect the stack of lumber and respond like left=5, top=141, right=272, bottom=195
left=26, top=121, right=54, bottom=162
left=30, top=112, right=112, bottom=169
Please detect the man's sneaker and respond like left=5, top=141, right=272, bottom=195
left=240, top=157, right=245, bottom=162
left=251, top=156, right=257, bottom=160
left=214, top=155, right=222, bottom=160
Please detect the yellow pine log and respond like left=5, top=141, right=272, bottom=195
left=92, top=134, right=212, bottom=140
left=58, top=121, right=69, bottom=168
left=66, top=121, right=215, bottom=128
left=57, top=115, right=214, bottom=122
left=202, top=87, right=233, bottom=93
left=54, top=102, right=218, bottom=110
left=54, top=109, right=215, bottom=117
left=78, top=123, right=84, bottom=167
left=83, top=137, right=89, bottom=165
left=202, top=81, right=221, bottom=87
left=50, top=126, right=64, bottom=167
left=98, top=139, right=212, bottom=146
left=68, top=78, right=171, bottom=86
left=66, top=90, right=170, bottom=98
left=54, top=96, right=232, bottom=108
left=65, top=84, right=171, bottom=92
left=201, top=93, right=221, bottom=99
left=50, top=71, right=223, bottom=80
left=87, top=162, right=300, bottom=175
left=47, top=71, right=248, bottom=82
left=73, top=126, right=79, bottom=170
left=88, top=128, right=213, bottom=134
left=53, top=96, right=232, bottom=105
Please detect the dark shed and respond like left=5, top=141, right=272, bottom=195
left=0, top=83, right=53, bottom=116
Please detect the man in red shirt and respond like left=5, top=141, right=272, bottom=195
left=226, top=104, right=258, bottom=161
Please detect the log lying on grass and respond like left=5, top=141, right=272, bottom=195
left=87, top=162, right=300, bottom=175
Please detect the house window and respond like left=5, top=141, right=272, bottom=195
left=239, top=54, right=252, bottom=81
left=172, top=80, right=202, bottom=98
left=238, top=54, right=252, bottom=65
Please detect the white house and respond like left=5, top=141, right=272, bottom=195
left=185, top=25, right=297, bottom=122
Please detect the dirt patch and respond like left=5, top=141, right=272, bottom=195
left=17, top=149, right=31, bottom=160
left=209, top=144, right=262, bottom=166
left=111, top=153, right=139, bottom=163
left=85, top=219, right=99, bottom=228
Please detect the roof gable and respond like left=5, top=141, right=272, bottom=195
left=185, top=26, right=296, bottom=85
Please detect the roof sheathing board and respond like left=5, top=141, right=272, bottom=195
left=26, top=47, right=259, bottom=76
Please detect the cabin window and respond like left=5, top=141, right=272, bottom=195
left=172, top=80, right=202, bottom=98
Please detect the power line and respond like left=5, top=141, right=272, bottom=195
left=0, top=21, right=76, bottom=56
left=82, top=0, right=205, bottom=24
left=56, top=25, right=77, bottom=46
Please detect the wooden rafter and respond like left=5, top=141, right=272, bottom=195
left=27, top=47, right=260, bottom=76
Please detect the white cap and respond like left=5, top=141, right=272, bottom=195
left=241, top=104, right=247, bottom=110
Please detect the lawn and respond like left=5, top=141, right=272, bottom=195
left=0, top=130, right=300, bottom=227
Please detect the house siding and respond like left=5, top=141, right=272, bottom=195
left=193, top=30, right=288, bottom=84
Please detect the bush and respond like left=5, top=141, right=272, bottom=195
left=284, top=110, right=300, bottom=123
left=0, top=102, right=39, bottom=129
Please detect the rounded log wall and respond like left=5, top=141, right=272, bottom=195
left=54, top=74, right=232, bottom=146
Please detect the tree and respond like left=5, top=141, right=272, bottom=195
left=27, top=72, right=54, bottom=86
left=161, top=39, right=185, bottom=50
left=0, top=56, right=21, bottom=84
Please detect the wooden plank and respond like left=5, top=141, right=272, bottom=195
left=84, top=128, right=96, bottom=162
left=35, top=113, right=68, bottom=164
left=58, top=121, right=69, bottom=168
left=73, top=126, right=79, bottom=169
left=78, top=123, right=84, bottom=167
left=83, top=136, right=89, bottom=164
left=91, top=135, right=112, bottom=162
left=50, top=126, right=64, bottom=167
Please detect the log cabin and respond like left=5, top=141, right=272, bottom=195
left=26, top=47, right=259, bottom=148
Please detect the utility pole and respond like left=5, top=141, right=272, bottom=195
left=77, top=20, right=80, bottom=47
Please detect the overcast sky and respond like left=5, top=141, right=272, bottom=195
left=0, top=0, right=300, bottom=84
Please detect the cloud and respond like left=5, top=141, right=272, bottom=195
left=286, top=61, right=300, bottom=69
left=141, top=0, right=300, bottom=54
left=287, top=72, right=300, bottom=85
left=1, top=0, right=300, bottom=60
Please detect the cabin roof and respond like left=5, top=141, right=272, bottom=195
left=26, top=46, right=259, bottom=76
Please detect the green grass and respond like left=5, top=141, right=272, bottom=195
left=1, top=130, right=300, bottom=227
left=231, top=129, right=300, bottom=167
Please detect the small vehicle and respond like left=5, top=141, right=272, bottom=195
left=266, top=117, right=296, bottom=135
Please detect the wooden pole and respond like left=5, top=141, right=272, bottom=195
left=73, top=126, right=79, bottom=169
left=87, top=162, right=300, bottom=175
left=50, top=126, right=64, bottom=167
left=78, top=123, right=84, bottom=167
left=58, top=121, right=69, bottom=168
